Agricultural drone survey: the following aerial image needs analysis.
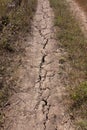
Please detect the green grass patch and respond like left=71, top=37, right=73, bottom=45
left=71, top=82, right=87, bottom=107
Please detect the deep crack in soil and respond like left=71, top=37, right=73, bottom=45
left=2, top=0, right=75, bottom=130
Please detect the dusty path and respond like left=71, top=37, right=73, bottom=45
left=3, top=0, right=74, bottom=130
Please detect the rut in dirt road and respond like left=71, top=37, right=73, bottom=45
left=3, top=0, right=75, bottom=130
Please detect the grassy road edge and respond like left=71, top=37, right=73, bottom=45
left=49, top=0, right=87, bottom=129
left=0, top=0, right=37, bottom=127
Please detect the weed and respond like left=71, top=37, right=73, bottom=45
left=71, top=82, right=87, bottom=107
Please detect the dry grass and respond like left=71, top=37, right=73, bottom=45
left=0, top=0, right=11, bottom=16
left=50, top=0, right=87, bottom=129
left=0, top=0, right=37, bottom=127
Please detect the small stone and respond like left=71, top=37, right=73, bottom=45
left=42, top=89, right=50, bottom=100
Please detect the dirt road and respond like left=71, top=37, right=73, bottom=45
left=3, top=0, right=74, bottom=130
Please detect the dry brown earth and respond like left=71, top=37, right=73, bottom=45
left=2, top=0, right=75, bottom=130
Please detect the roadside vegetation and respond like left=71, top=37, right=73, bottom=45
left=0, top=0, right=37, bottom=127
left=50, top=0, right=87, bottom=129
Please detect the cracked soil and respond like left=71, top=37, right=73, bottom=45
left=2, top=0, right=75, bottom=130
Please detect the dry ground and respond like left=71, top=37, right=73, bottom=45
left=1, top=0, right=87, bottom=130
left=2, top=0, right=75, bottom=130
